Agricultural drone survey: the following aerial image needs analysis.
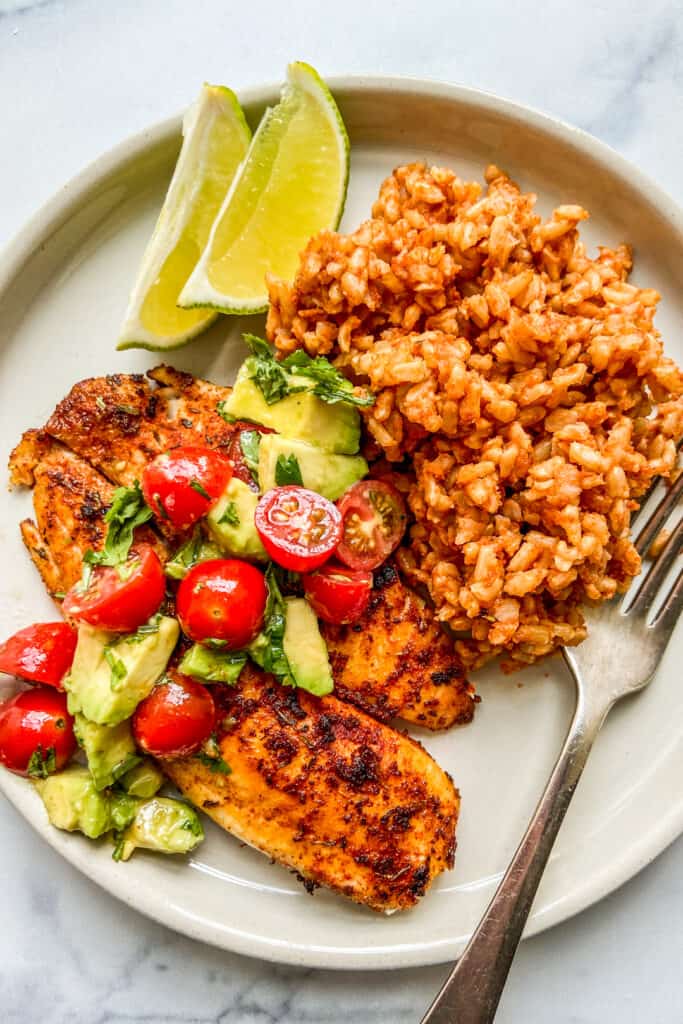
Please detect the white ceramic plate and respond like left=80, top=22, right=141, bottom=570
left=1, top=78, right=682, bottom=970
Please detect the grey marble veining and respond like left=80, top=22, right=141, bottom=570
left=2, top=1, right=683, bottom=1021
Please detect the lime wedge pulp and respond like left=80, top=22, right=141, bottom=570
left=117, top=84, right=251, bottom=351
left=179, top=62, right=349, bottom=315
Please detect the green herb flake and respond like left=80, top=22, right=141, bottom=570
left=218, top=501, right=240, bottom=527
left=239, top=430, right=262, bottom=481
left=195, top=734, right=232, bottom=776
left=27, top=745, right=57, bottom=779
left=121, top=613, right=163, bottom=645
left=275, top=453, right=304, bottom=487
left=244, top=334, right=302, bottom=405
left=189, top=479, right=211, bottom=501
left=83, top=481, right=153, bottom=570
left=248, top=564, right=294, bottom=686
left=216, top=400, right=235, bottom=423
left=104, top=646, right=128, bottom=690
left=282, top=349, right=375, bottom=407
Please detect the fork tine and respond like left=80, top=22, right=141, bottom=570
left=634, top=472, right=683, bottom=557
left=629, top=515, right=683, bottom=617
left=653, top=563, right=683, bottom=634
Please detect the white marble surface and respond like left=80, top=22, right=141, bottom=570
left=1, top=0, right=682, bottom=1021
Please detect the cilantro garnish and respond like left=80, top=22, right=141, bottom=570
left=195, top=734, right=232, bottom=775
left=27, top=745, right=57, bottom=779
left=248, top=565, right=294, bottom=686
left=82, top=481, right=153, bottom=571
left=218, top=501, right=240, bottom=527
left=104, top=646, right=128, bottom=690
left=121, top=613, right=163, bottom=644
left=239, top=430, right=262, bottom=482
left=189, top=479, right=211, bottom=501
left=244, top=334, right=303, bottom=405
left=275, top=453, right=304, bottom=487
left=281, top=349, right=375, bottom=407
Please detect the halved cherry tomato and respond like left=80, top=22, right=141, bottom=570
left=0, top=688, right=76, bottom=777
left=133, top=674, right=216, bottom=758
left=336, top=480, right=407, bottom=571
left=0, top=623, right=77, bottom=689
left=302, top=563, right=373, bottom=625
left=142, top=446, right=233, bottom=531
left=176, top=559, right=267, bottom=648
left=255, top=486, right=342, bottom=572
left=226, top=424, right=274, bottom=491
left=62, top=544, right=165, bottom=633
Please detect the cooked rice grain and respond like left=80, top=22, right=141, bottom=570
left=267, top=163, right=683, bottom=670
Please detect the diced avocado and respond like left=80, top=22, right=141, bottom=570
left=65, top=617, right=179, bottom=726
left=74, top=714, right=140, bottom=791
left=113, top=797, right=204, bottom=862
left=119, top=759, right=165, bottom=799
left=221, top=361, right=360, bottom=454
left=258, top=435, right=367, bottom=501
left=283, top=597, right=333, bottom=697
left=110, top=791, right=140, bottom=832
left=34, top=766, right=112, bottom=839
left=206, top=477, right=267, bottom=560
left=179, top=643, right=247, bottom=684
left=165, top=529, right=223, bottom=580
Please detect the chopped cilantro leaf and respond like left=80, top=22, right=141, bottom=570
left=239, top=430, right=262, bottom=481
left=243, top=334, right=298, bottom=405
left=83, top=481, right=153, bottom=569
left=248, top=565, right=294, bottom=686
left=121, top=613, right=163, bottom=644
left=104, top=646, right=128, bottom=690
left=27, top=745, right=57, bottom=779
left=216, top=400, right=235, bottom=423
left=218, top=501, right=240, bottom=527
left=189, top=479, right=211, bottom=501
left=281, top=350, right=374, bottom=407
left=275, top=453, right=304, bottom=487
left=195, top=734, right=232, bottom=775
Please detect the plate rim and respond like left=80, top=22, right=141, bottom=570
left=1, top=74, right=683, bottom=970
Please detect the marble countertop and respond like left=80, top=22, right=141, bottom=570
left=1, top=0, right=682, bottom=1021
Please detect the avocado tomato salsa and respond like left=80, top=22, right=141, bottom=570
left=0, top=337, right=406, bottom=863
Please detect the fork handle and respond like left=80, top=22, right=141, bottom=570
left=420, top=669, right=609, bottom=1024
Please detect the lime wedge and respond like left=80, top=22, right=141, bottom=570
left=117, top=84, right=251, bottom=351
left=179, top=62, right=349, bottom=315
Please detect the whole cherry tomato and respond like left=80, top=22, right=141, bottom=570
left=336, top=480, right=407, bottom=571
left=302, top=563, right=373, bottom=625
left=142, top=446, right=233, bottom=531
left=254, top=486, right=342, bottom=572
left=0, top=688, right=76, bottom=777
left=176, top=559, right=267, bottom=648
left=0, top=623, right=77, bottom=689
left=63, top=544, right=165, bottom=633
left=133, top=674, right=216, bottom=758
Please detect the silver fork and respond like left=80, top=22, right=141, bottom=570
left=421, top=472, right=683, bottom=1024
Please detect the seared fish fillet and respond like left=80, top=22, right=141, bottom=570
left=163, top=665, right=459, bottom=912
left=8, top=429, right=166, bottom=598
left=39, top=367, right=474, bottom=730
left=324, top=563, right=475, bottom=730
left=45, top=365, right=237, bottom=489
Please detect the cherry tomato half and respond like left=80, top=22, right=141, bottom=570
left=0, top=688, right=76, bottom=777
left=336, top=480, right=407, bottom=571
left=176, top=559, right=267, bottom=648
left=0, top=623, right=77, bottom=689
left=142, top=446, right=233, bottom=531
left=226, top=424, right=274, bottom=491
left=63, top=544, right=165, bottom=633
left=133, top=674, right=216, bottom=758
left=302, top=563, right=373, bottom=625
left=255, top=486, right=342, bottom=572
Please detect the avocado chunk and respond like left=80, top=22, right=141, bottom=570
left=65, top=617, right=179, bottom=726
left=74, top=714, right=140, bottom=791
left=119, top=759, right=165, bottom=798
left=206, top=477, right=267, bottom=560
left=165, top=529, right=223, bottom=580
left=179, top=643, right=247, bottom=684
left=258, top=435, right=367, bottom=501
left=221, top=361, right=360, bottom=454
left=34, top=766, right=112, bottom=839
left=282, top=597, right=334, bottom=697
left=113, top=797, right=204, bottom=861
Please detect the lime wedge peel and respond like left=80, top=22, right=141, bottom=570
left=117, top=84, right=251, bottom=351
left=178, top=62, right=350, bottom=316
